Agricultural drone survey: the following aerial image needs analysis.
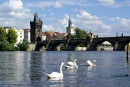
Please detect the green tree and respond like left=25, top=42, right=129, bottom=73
left=72, top=27, right=89, bottom=39
left=0, top=41, right=9, bottom=51
left=7, top=28, right=18, bottom=44
left=0, top=27, right=7, bottom=42
left=7, top=43, right=16, bottom=51
left=17, top=39, right=29, bottom=51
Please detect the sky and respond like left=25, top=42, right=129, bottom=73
left=0, top=0, right=130, bottom=37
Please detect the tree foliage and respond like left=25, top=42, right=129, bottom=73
left=17, top=39, right=29, bottom=51
left=0, top=27, right=28, bottom=51
left=71, top=27, right=89, bottom=39
left=7, top=28, right=18, bottom=44
left=0, top=41, right=9, bottom=51
left=7, top=43, right=16, bottom=51
left=0, top=27, right=7, bottom=42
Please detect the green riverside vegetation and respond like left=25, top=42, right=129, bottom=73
left=0, top=27, right=29, bottom=51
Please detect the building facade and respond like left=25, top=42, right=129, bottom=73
left=23, top=29, right=30, bottom=43
left=4, top=27, right=24, bottom=45
left=30, top=13, right=43, bottom=43
left=46, top=31, right=66, bottom=41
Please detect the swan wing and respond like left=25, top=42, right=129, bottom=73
left=46, top=72, right=63, bottom=78
left=65, top=63, right=78, bottom=69
left=87, top=60, right=93, bottom=66
left=67, top=62, right=74, bottom=66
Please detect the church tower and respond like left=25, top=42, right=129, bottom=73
left=66, top=18, right=74, bottom=40
left=30, top=13, right=42, bottom=43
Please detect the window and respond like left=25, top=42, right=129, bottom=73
left=20, top=39, right=23, bottom=42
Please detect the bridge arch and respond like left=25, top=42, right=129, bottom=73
left=52, top=42, right=66, bottom=51
left=35, top=42, right=47, bottom=51
left=90, top=39, right=116, bottom=51
left=71, top=42, right=86, bottom=51
left=96, top=41, right=113, bottom=51
left=36, top=36, right=42, bottom=41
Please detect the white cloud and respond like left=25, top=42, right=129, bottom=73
left=27, top=0, right=91, bottom=9
left=58, top=14, right=69, bottom=27
left=56, top=10, right=111, bottom=36
left=27, top=1, right=54, bottom=9
left=0, top=0, right=30, bottom=19
left=98, top=0, right=130, bottom=7
left=0, top=18, right=15, bottom=27
left=9, top=11, right=29, bottom=19
left=7, top=0, right=23, bottom=11
left=0, top=0, right=29, bottom=12
left=58, top=18, right=68, bottom=27
left=111, top=17, right=130, bottom=26
left=110, top=17, right=130, bottom=35
left=75, top=10, right=111, bottom=32
left=0, top=0, right=31, bottom=29
left=43, top=25, right=55, bottom=31
left=54, top=1, right=62, bottom=8
left=76, top=10, right=99, bottom=20
left=98, top=0, right=115, bottom=5
left=98, top=0, right=119, bottom=7
left=42, top=14, right=70, bottom=33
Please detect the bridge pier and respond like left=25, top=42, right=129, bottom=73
left=113, top=43, right=126, bottom=51
left=86, top=47, right=97, bottom=51
left=86, top=46, right=98, bottom=51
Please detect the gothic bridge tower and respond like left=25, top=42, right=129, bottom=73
left=30, top=13, right=42, bottom=43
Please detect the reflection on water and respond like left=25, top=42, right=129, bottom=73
left=126, top=60, right=130, bottom=76
left=0, top=51, right=130, bottom=87
left=29, top=52, right=44, bottom=87
left=87, top=66, right=95, bottom=71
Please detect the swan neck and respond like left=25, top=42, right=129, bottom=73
left=74, top=61, right=76, bottom=64
left=60, top=63, right=63, bottom=74
left=74, top=61, right=78, bottom=68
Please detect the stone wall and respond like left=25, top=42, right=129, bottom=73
left=27, top=44, right=36, bottom=51
left=75, top=47, right=87, bottom=51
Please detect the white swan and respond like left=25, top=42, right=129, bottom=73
left=87, top=60, right=96, bottom=66
left=64, top=59, right=78, bottom=69
left=46, top=62, right=64, bottom=79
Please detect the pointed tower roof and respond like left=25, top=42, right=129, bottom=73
left=34, top=12, right=38, bottom=22
left=68, top=17, right=72, bottom=27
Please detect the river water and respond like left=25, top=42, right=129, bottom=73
left=0, top=51, right=130, bottom=87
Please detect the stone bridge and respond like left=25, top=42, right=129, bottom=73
left=35, top=36, right=130, bottom=51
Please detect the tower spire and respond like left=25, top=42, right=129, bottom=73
left=34, top=12, right=38, bottom=22
left=68, top=17, right=72, bottom=27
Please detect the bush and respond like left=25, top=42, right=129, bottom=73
left=0, top=41, right=9, bottom=51
left=17, top=39, right=29, bottom=51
